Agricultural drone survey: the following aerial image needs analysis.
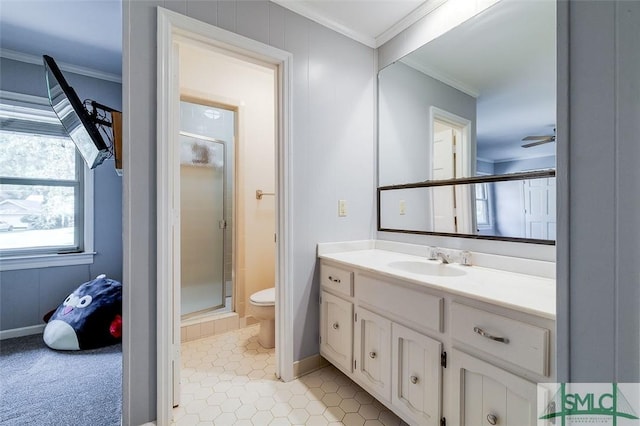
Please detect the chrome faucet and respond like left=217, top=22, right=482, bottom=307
left=434, top=250, right=451, bottom=264
left=429, top=247, right=451, bottom=264
left=428, top=247, right=472, bottom=266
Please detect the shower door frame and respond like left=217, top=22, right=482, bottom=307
left=156, top=8, right=294, bottom=425
left=179, top=130, right=229, bottom=317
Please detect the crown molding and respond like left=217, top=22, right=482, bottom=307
left=271, top=0, right=377, bottom=48
left=0, top=49, right=122, bottom=83
left=375, top=0, right=448, bottom=47
left=401, top=55, right=480, bottom=98
left=271, top=0, right=448, bottom=49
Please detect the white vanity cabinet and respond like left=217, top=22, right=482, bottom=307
left=321, top=261, right=446, bottom=426
left=450, top=303, right=550, bottom=377
left=319, top=263, right=355, bottom=372
left=391, top=323, right=443, bottom=426
left=320, top=290, right=353, bottom=373
left=353, top=307, right=392, bottom=401
left=318, top=257, right=554, bottom=426
left=452, top=350, right=538, bottom=426
left=449, top=302, right=550, bottom=426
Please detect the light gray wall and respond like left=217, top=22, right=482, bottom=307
left=494, top=155, right=556, bottom=175
left=556, top=0, right=639, bottom=382
left=476, top=159, right=494, bottom=175
left=493, top=180, right=524, bottom=238
left=0, top=58, right=123, bottom=332
left=123, top=1, right=376, bottom=423
left=378, top=62, right=476, bottom=186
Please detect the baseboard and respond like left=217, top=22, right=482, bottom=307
left=0, top=324, right=45, bottom=340
left=293, top=354, right=329, bottom=378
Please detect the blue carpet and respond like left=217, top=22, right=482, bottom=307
left=0, top=334, right=121, bottom=425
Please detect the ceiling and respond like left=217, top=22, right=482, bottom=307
left=0, top=0, right=122, bottom=77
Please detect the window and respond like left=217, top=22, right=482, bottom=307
left=0, top=91, right=94, bottom=270
left=475, top=182, right=491, bottom=228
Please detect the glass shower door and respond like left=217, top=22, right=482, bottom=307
left=180, top=134, right=225, bottom=316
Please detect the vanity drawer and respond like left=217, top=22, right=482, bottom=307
left=451, top=302, right=550, bottom=376
left=356, top=274, right=443, bottom=333
left=321, top=263, right=354, bottom=297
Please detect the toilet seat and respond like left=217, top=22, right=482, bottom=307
left=249, top=287, right=275, bottom=306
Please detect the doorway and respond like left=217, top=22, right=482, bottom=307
left=156, top=8, right=294, bottom=425
left=175, top=39, right=278, bottom=409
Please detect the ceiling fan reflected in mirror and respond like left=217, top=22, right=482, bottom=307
left=522, top=128, right=556, bottom=148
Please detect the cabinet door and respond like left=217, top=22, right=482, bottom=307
left=452, top=350, right=538, bottom=426
left=320, top=291, right=353, bottom=372
left=354, top=307, right=392, bottom=401
left=391, top=323, right=442, bottom=426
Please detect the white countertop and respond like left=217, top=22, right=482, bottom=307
left=319, top=248, right=556, bottom=320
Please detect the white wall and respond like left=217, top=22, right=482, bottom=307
left=122, top=1, right=375, bottom=423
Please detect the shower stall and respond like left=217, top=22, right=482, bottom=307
left=179, top=101, right=234, bottom=318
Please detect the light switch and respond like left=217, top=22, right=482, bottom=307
left=338, top=200, right=347, bottom=217
left=399, top=200, right=406, bottom=215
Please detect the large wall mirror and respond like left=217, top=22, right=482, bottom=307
left=378, top=0, right=556, bottom=244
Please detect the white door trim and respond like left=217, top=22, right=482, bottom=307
left=429, top=106, right=473, bottom=178
left=156, top=7, right=294, bottom=425
left=429, top=107, right=474, bottom=233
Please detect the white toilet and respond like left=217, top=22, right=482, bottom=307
left=248, top=287, right=275, bottom=349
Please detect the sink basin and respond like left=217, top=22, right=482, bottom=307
left=387, top=260, right=467, bottom=277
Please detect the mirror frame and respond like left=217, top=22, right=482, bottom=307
left=377, top=170, right=556, bottom=245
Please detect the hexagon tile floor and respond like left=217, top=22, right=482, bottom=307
left=173, top=324, right=408, bottom=426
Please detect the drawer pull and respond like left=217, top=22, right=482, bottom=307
left=328, top=276, right=341, bottom=284
left=410, top=375, right=419, bottom=385
left=369, top=351, right=377, bottom=359
left=332, top=322, right=340, bottom=330
left=486, top=413, right=498, bottom=425
left=474, top=326, right=509, bottom=344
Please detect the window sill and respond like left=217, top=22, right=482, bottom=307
left=0, top=252, right=96, bottom=271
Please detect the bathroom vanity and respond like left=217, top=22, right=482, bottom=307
left=318, top=241, right=555, bottom=426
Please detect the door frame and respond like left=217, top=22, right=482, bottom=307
left=156, top=7, right=294, bottom=425
left=178, top=129, right=230, bottom=316
left=429, top=106, right=473, bottom=178
left=429, top=107, right=474, bottom=233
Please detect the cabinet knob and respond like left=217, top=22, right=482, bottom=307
left=369, top=351, right=377, bottom=359
left=486, top=413, right=497, bottom=425
left=410, top=375, right=419, bottom=385
left=332, top=322, right=339, bottom=330
left=328, top=275, right=341, bottom=284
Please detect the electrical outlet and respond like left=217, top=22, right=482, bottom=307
left=399, top=200, right=406, bottom=215
left=338, top=200, right=347, bottom=217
